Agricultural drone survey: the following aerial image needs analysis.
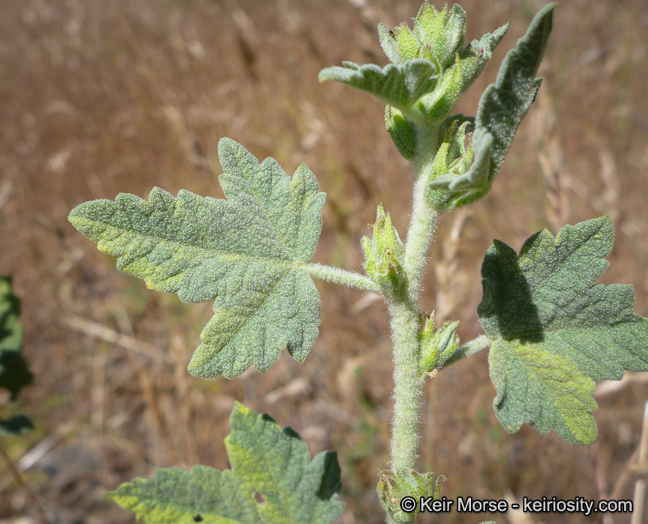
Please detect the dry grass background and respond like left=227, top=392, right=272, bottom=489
left=0, top=0, right=647, bottom=522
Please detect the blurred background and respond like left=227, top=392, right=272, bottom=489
left=1, top=0, right=647, bottom=522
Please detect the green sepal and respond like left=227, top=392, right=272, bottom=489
left=107, top=402, right=344, bottom=523
left=69, top=138, right=326, bottom=379
left=423, top=53, right=464, bottom=123
left=385, top=106, right=417, bottom=160
left=319, top=60, right=438, bottom=121
left=418, top=312, right=460, bottom=373
left=445, top=119, right=474, bottom=174
left=420, top=20, right=508, bottom=122
left=429, top=4, right=556, bottom=208
left=424, top=119, right=473, bottom=200
left=361, top=204, right=406, bottom=296
left=478, top=216, right=648, bottom=445
left=377, top=22, right=421, bottom=65
left=377, top=469, right=444, bottom=523
left=0, top=415, right=33, bottom=437
left=455, top=22, right=509, bottom=93
left=412, top=4, right=466, bottom=70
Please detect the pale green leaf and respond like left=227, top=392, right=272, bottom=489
left=107, top=402, right=344, bottom=523
left=429, top=4, right=556, bottom=207
left=478, top=216, right=648, bottom=444
left=69, top=138, right=326, bottom=379
left=319, top=60, right=438, bottom=119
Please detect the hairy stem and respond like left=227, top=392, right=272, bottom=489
left=303, top=263, right=382, bottom=294
left=403, top=126, right=442, bottom=299
left=388, top=294, right=425, bottom=471
left=388, top=125, right=443, bottom=476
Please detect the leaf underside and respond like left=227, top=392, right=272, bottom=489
left=107, top=402, right=344, bottom=524
left=478, top=216, right=648, bottom=444
left=319, top=60, right=438, bottom=119
left=69, top=138, right=326, bottom=379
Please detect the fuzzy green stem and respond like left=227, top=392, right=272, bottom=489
left=388, top=126, right=442, bottom=474
left=388, top=294, right=425, bottom=471
left=303, top=263, right=382, bottom=294
left=403, top=126, right=442, bottom=299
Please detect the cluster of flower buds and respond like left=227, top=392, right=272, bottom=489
left=381, top=2, right=508, bottom=150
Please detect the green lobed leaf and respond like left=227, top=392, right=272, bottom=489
left=107, top=402, right=344, bottom=524
left=319, top=60, right=438, bottom=121
left=0, top=277, right=33, bottom=400
left=69, top=138, right=326, bottom=379
left=430, top=3, right=556, bottom=207
left=478, top=216, right=648, bottom=444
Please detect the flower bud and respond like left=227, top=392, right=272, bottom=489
left=378, top=4, right=466, bottom=70
left=419, top=314, right=460, bottom=374
left=361, top=204, right=406, bottom=295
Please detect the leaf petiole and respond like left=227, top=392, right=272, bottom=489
left=303, top=263, right=383, bottom=294
left=442, top=334, right=492, bottom=368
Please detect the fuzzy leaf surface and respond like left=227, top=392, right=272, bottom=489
left=69, top=138, right=325, bottom=379
left=107, top=402, right=344, bottom=523
left=478, top=216, right=648, bottom=444
left=430, top=3, right=556, bottom=206
left=0, top=277, right=32, bottom=400
left=319, top=60, right=437, bottom=119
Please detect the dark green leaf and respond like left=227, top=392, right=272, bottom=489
left=430, top=4, right=556, bottom=207
left=478, top=216, right=648, bottom=444
left=0, top=415, right=33, bottom=437
left=0, top=277, right=32, bottom=400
